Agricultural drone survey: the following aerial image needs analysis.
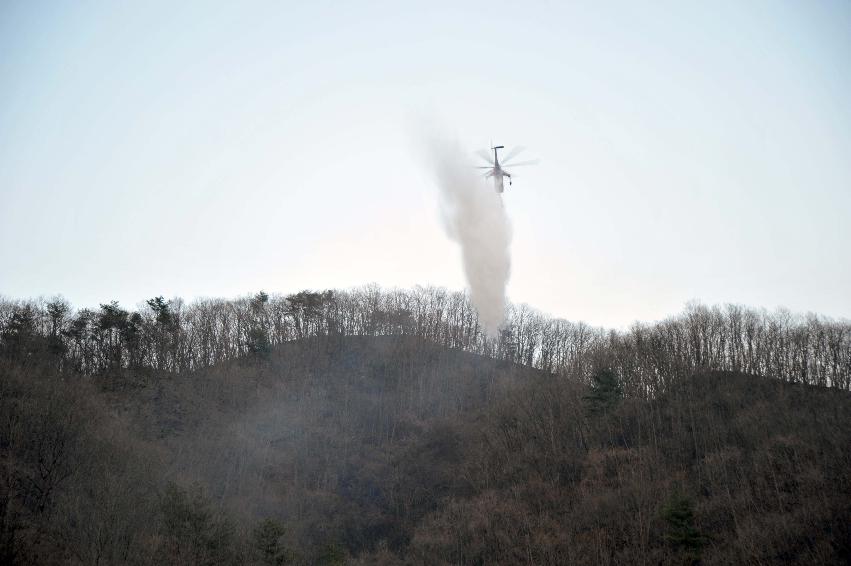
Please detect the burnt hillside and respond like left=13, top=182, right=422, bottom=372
left=2, top=334, right=850, bottom=565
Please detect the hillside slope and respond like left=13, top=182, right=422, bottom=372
left=2, top=337, right=849, bottom=565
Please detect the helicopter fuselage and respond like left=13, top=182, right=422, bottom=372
left=488, top=145, right=512, bottom=193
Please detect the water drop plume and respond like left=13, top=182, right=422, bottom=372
left=426, top=134, right=512, bottom=337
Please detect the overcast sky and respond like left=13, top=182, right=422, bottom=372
left=2, top=1, right=849, bottom=328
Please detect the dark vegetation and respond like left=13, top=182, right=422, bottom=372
left=1, top=287, right=850, bottom=564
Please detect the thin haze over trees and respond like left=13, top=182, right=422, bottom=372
left=2, top=287, right=851, bottom=564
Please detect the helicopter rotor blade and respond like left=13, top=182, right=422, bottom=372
left=475, top=149, right=494, bottom=164
left=501, top=159, right=539, bottom=167
left=500, top=145, right=526, bottom=164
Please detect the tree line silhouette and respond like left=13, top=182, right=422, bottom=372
left=3, top=285, right=849, bottom=390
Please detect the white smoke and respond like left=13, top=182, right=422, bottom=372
left=427, top=136, right=512, bottom=337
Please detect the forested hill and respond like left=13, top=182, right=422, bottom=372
left=1, top=289, right=851, bottom=565
left=2, top=286, right=850, bottom=391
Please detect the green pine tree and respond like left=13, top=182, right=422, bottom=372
left=661, top=492, right=707, bottom=564
left=253, top=518, right=290, bottom=565
left=584, top=367, right=623, bottom=416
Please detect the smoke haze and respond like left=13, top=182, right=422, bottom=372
left=427, top=136, right=512, bottom=337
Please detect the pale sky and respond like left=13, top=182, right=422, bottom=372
left=2, top=1, right=849, bottom=328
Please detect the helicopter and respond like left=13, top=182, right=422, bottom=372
left=475, top=145, right=538, bottom=193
